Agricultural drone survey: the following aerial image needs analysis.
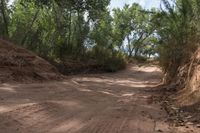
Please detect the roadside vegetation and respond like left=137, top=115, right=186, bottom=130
left=0, top=0, right=158, bottom=73
left=1, top=0, right=200, bottom=101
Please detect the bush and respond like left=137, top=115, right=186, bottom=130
left=48, top=48, right=127, bottom=75
left=134, top=56, right=147, bottom=62
left=103, top=53, right=127, bottom=72
left=88, top=46, right=127, bottom=72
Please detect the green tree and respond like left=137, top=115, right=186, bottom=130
left=112, top=4, right=155, bottom=58
left=154, top=0, right=200, bottom=82
left=0, top=0, right=9, bottom=38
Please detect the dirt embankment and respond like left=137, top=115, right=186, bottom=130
left=0, top=39, right=61, bottom=83
left=167, top=48, right=200, bottom=106
left=175, top=48, right=200, bottom=106
left=161, top=48, right=200, bottom=127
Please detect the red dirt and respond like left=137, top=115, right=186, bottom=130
left=0, top=39, right=61, bottom=83
left=0, top=64, right=199, bottom=133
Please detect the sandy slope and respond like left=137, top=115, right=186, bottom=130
left=0, top=39, right=60, bottom=83
left=0, top=65, right=198, bottom=133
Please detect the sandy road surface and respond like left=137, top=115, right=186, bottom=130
left=0, top=65, right=198, bottom=133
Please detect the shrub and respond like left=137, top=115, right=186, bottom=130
left=103, top=53, right=127, bottom=72
left=134, top=56, right=147, bottom=62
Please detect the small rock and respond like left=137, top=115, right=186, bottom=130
left=156, top=129, right=163, bottom=132
left=186, top=122, right=193, bottom=125
left=163, top=101, right=169, bottom=103
left=192, top=119, right=198, bottom=123
left=186, top=115, right=192, bottom=119
left=196, top=124, right=200, bottom=128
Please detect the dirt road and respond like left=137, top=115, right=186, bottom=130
left=0, top=65, right=198, bottom=133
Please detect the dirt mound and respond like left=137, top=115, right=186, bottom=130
left=0, top=39, right=61, bottom=83
left=161, top=48, right=200, bottom=106
left=173, top=48, right=200, bottom=106
left=149, top=48, right=200, bottom=128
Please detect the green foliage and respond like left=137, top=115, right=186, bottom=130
left=103, top=54, right=126, bottom=72
left=153, top=0, right=200, bottom=82
left=0, top=0, right=161, bottom=73
left=1, top=0, right=198, bottom=77
left=0, top=0, right=9, bottom=38
left=91, top=48, right=126, bottom=72
left=134, top=56, right=148, bottom=62
left=112, top=4, right=156, bottom=58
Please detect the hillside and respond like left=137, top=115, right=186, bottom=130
left=0, top=39, right=61, bottom=83
left=175, top=48, right=200, bottom=106
left=160, top=48, right=200, bottom=128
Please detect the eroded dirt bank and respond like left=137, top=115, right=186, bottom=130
left=0, top=39, right=61, bottom=83
left=0, top=65, right=199, bottom=133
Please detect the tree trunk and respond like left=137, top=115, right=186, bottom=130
left=21, top=9, right=40, bottom=46
left=77, top=10, right=83, bottom=56
left=68, top=10, right=72, bottom=52
left=134, top=47, right=139, bottom=57
left=127, top=36, right=132, bottom=58
left=0, top=0, right=9, bottom=38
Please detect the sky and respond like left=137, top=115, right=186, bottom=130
left=110, top=0, right=162, bottom=10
